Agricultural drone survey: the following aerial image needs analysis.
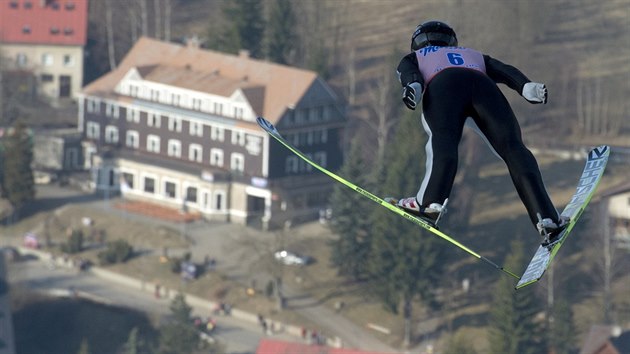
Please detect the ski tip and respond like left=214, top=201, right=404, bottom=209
left=256, top=116, right=279, bottom=135
left=588, top=145, right=610, bottom=159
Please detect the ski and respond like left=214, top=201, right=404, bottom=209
left=257, top=116, right=520, bottom=280
left=516, top=145, right=610, bottom=289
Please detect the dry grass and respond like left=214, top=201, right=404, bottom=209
left=2, top=152, right=628, bottom=350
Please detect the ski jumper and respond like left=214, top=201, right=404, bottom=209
left=397, top=46, right=558, bottom=226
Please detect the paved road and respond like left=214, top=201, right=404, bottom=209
left=7, top=256, right=297, bottom=354
left=9, top=185, right=398, bottom=353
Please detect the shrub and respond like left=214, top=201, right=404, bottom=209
left=60, top=229, right=83, bottom=254
left=97, top=239, right=133, bottom=265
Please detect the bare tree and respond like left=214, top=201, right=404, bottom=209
left=105, top=0, right=117, bottom=70
left=575, top=76, right=623, bottom=137
left=0, top=47, right=4, bottom=125
left=127, top=4, right=139, bottom=44
left=163, top=0, right=172, bottom=42
left=362, top=60, right=400, bottom=166
left=139, top=0, right=149, bottom=37
left=346, top=47, right=356, bottom=106
left=154, top=0, right=162, bottom=39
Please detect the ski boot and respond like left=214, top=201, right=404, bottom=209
left=537, top=214, right=570, bottom=248
left=385, top=197, right=447, bottom=228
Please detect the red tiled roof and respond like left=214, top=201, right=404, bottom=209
left=256, top=339, right=397, bottom=354
left=0, top=0, right=88, bottom=46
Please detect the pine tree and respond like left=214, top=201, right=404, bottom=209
left=206, top=0, right=265, bottom=58
left=266, top=0, right=296, bottom=64
left=124, top=327, right=150, bottom=354
left=444, top=332, right=479, bottom=354
left=328, top=136, right=372, bottom=280
left=368, top=110, right=446, bottom=347
left=2, top=120, right=34, bottom=214
left=158, top=293, right=199, bottom=354
left=549, top=299, right=577, bottom=354
left=488, top=240, right=546, bottom=354
left=77, top=339, right=91, bottom=354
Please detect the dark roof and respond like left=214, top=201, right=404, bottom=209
left=600, top=180, right=630, bottom=198
left=610, top=331, right=630, bottom=353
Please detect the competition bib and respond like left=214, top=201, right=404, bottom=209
left=415, top=46, right=486, bottom=83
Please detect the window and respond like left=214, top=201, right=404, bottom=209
left=22, top=25, right=31, bottom=34
left=147, top=135, right=160, bottom=153
left=231, top=131, right=245, bottom=146
left=168, top=115, right=182, bottom=132
left=147, top=113, right=161, bottom=127
left=50, top=27, right=60, bottom=35
left=9, top=1, right=18, bottom=9
left=143, top=177, right=155, bottom=193
left=150, top=89, right=160, bottom=101
left=121, top=172, right=134, bottom=189
left=285, top=156, right=298, bottom=173
left=40, top=74, right=54, bottom=82
left=65, top=2, right=75, bottom=10
left=314, top=152, right=327, bottom=167
left=64, top=148, right=79, bottom=169
left=213, top=102, right=223, bottom=115
left=164, top=182, right=176, bottom=199
left=86, top=99, right=100, bottom=113
left=230, top=153, right=244, bottom=173
left=129, top=85, right=139, bottom=97
left=234, top=107, right=243, bottom=119
left=189, top=144, right=202, bottom=162
left=16, top=53, right=27, bottom=67
left=192, top=98, right=202, bottom=110
left=86, top=122, right=100, bottom=140
left=214, top=192, right=225, bottom=211
left=245, top=136, right=262, bottom=156
left=186, top=187, right=198, bottom=203
left=314, top=129, right=328, bottom=144
left=210, top=126, right=224, bottom=141
left=167, top=140, right=181, bottom=158
left=105, top=126, right=119, bottom=144
left=171, top=93, right=180, bottom=106
left=24, top=2, right=32, bottom=9
left=42, top=53, right=53, bottom=66
left=210, top=149, right=223, bottom=167
left=63, top=27, right=74, bottom=36
left=106, top=103, right=119, bottom=118
left=126, top=108, right=140, bottom=123
left=189, top=121, right=203, bottom=137
left=126, top=131, right=139, bottom=148
left=63, top=54, right=74, bottom=67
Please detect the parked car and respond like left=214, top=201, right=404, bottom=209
left=274, top=250, right=313, bottom=266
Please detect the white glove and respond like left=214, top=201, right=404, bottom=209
left=402, top=82, right=423, bottom=110
left=522, top=82, right=547, bottom=104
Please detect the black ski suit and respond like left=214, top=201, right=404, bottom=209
left=396, top=46, right=558, bottom=226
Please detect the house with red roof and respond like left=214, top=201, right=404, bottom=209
left=0, top=0, right=88, bottom=101
left=78, top=37, right=346, bottom=228
left=256, top=339, right=397, bottom=354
